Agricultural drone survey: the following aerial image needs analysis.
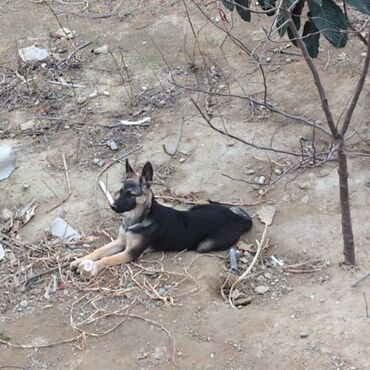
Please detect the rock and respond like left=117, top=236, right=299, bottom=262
left=234, top=295, right=252, bottom=307
left=298, top=181, right=310, bottom=190
left=299, top=329, right=310, bottom=338
left=20, top=119, right=36, bottom=131
left=20, top=300, right=28, bottom=308
left=264, top=272, right=272, bottom=280
left=55, top=27, right=77, bottom=39
left=257, top=205, right=276, bottom=226
left=301, top=195, right=310, bottom=204
left=158, top=287, right=166, bottom=295
left=106, top=139, right=118, bottom=151
left=255, top=285, right=270, bottom=295
left=246, top=169, right=255, bottom=175
left=256, top=275, right=266, bottom=283
left=92, top=44, right=109, bottom=54
left=274, top=168, right=282, bottom=175
left=256, top=176, right=266, bottom=185
left=177, top=351, right=184, bottom=357
left=19, top=46, right=49, bottom=63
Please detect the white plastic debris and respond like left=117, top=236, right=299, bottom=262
left=55, top=27, right=77, bottom=39
left=48, top=217, right=81, bottom=242
left=0, top=144, right=16, bottom=181
left=0, top=243, right=5, bottom=262
left=18, top=45, right=49, bottom=63
left=119, top=117, right=151, bottom=126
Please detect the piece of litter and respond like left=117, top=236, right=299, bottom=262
left=92, top=44, right=109, bottom=54
left=99, top=181, right=114, bottom=206
left=270, top=255, right=285, bottom=267
left=0, top=243, right=5, bottom=261
left=18, top=45, right=49, bottom=63
left=257, top=205, right=276, bottom=226
left=48, top=217, right=81, bottom=242
left=0, top=144, right=16, bottom=181
left=54, top=27, right=77, bottom=39
left=119, top=117, right=151, bottom=126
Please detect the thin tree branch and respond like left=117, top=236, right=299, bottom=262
left=191, top=98, right=302, bottom=157
left=281, top=1, right=339, bottom=139
left=340, top=26, right=370, bottom=137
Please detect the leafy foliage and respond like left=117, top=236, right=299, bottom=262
left=221, top=0, right=368, bottom=58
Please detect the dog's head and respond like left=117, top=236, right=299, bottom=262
left=111, top=159, right=153, bottom=214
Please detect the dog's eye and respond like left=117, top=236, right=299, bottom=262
left=126, top=190, right=134, bottom=197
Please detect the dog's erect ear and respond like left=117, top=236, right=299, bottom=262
left=140, top=162, right=153, bottom=188
left=125, top=159, right=135, bottom=177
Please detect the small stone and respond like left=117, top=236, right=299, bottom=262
left=177, top=351, right=183, bottom=357
left=246, top=169, right=255, bottom=175
left=286, top=58, right=292, bottom=63
left=264, top=272, right=272, bottom=280
left=298, top=181, right=310, bottom=190
left=55, top=27, right=77, bottom=39
left=255, top=176, right=266, bottom=185
left=301, top=195, right=310, bottom=204
left=102, top=91, right=110, bottom=96
left=255, top=285, right=270, bottom=295
left=20, top=300, right=28, bottom=308
left=19, top=46, right=49, bottom=63
left=23, top=184, right=30, bottom=191
left=20, top=119, right=36, bottom=131
left=234, top=296, right=252, bottom=307
left=92, top=44, right=109, bottom=54
left=106, top=139, right=118, bottom=151
left=299, top=329, right=310, bottom=338
left=93, top=158, right=101, bottom=165
left=158, top=288, right=166, bottom=295
left=266, top=57, right=272, bottom=63
left=256, top=275, right=266, bottom=283
left=274, top=168, right=282, bottom=175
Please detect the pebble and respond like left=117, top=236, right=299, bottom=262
left=92, top=44, right=109, bottom=54
left=246, top=169, right=255, bottom=175
left=301, top=195, right=310, bottom=204
left=255, top=176, right=266, bottom=185
left=158, top=288, right=166, bottom=295
left=264, top=272, right=272, bottom=280
left=177, top=351, right=183, bottom=357
left=298, top=181, right=310, bottom=190
left=299, top=329, right=310, bottom=338
left=274, top=168, right=282, bottom=175
left=255, top=285, right=270, bottom=295
left=106, top=139, right=119, bottom=151
left=234, top=296, right=252, bottom=307
left=20, top=300, right=28, bottom=308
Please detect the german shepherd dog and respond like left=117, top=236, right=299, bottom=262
left=71, top=160, right=252, bottom=278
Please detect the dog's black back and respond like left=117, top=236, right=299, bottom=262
left=145, top=200, right=252, bottom=252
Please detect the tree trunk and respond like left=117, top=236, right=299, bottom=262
left=336, top=138, right=356, bottom=264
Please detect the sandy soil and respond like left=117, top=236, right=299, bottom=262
left=1, top=1, right=370, bottom=369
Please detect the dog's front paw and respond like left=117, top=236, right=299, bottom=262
left=77, top=259, right=98, bottom=279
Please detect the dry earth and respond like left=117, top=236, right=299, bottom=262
left=1, top=1, right=370, bottom=369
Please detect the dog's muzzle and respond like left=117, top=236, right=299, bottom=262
left=111, top=202, right=118, bottom=212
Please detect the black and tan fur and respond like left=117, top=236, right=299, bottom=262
left=71, top=160, right=252, bottom=278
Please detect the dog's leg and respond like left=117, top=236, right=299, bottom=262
left=75, top=233, right=148, bottom=278
left=70, top=228, right=126, bottom=271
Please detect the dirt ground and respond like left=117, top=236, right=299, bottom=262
left=1, top=1, right=370, bottom=369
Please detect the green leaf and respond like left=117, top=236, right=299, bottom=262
left=309, top=0, right=348, bottom=47
left=222, top=0, right=234, bottom=11
left=346, top=0, right=370, bottom=14
left=235, top=0, right=251, bottom=21
left=276, top=0, right=305, bottom=37
left=302, top=18, right=320, bottom=58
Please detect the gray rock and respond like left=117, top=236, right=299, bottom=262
left=254, top=285, right=270, bottom=295
left=92, top=44, right=109, bottom=54
left=299, top=329, right=310, bottom=338
left=19, top=46, right=49, bottom=63
left=234, top=295, right=252, bottom=307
